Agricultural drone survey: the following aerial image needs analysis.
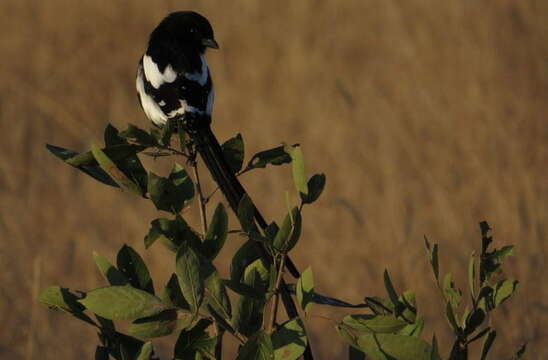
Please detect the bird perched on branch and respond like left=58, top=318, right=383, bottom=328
left=135, top=11, right=300, bottom=277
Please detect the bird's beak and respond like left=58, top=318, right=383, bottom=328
left=202, top=38, right=219, bottom=49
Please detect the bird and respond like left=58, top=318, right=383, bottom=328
left=135, top=11, right=300, bottom=277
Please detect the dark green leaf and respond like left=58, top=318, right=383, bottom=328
left=383, top=270, right=400, bottom=314
left=46, top=144, right=119, bottom=187
left=512, top=343, right=527, bottom=359
left=480, top=330, right=496, bottom=360
left=117, top=245, right=154, bottom=294
left=336, top=324, right=359, bottom=349
left=343, top=314, right=407, bottom=334
left=296, top=267, right=314, bottom=314
left=348, top=346, right=366, bottom=360
left=272, top=318, right=307, bottom=360
left=119, top=124, right=158, bottom=147
left=204, top=267, right=232, bottom=321
left=95, top=346, right=109, bottom=360
left=231, top=240, right=262, bottom=282
left=237, top=331, right=274, bottom=360
left=284, top=145, right=308, bottom=196
left=365, top=297, right=394, bottom=315
left=93, top=252, right=129, bottom=286
left=243, top=145, right=292, bottom=173
left=463, top=308, right=485, bottom=336
left=202, top=203, right=228, bottom=260
left=174, top=319, right=215, bottom=360
left=300, top=173, right=326, bottom=204
left=356, top=333, right=434, bottom=360
left=233, top=268, right=266, bottom=336
left=79, top=286, right=166, bottom=320
left=445, top=301, right=461, bottom=335
left=273, top=207, right=301, bottom=253
left=430, top=335, right=440, bottom=360
left=160, top=274, right=190, bottom=310
left=148, top=164, right=194, bottom=214
left=144, top=216, right=201, bottom=252
left=222, top=133, right=244, bottom=174
left=223, top=279, right=266, bottom=300
left=176, top=243, right=204, bottom=314
left=128, top=309, right=178, bottom=339
left=424, top=237, right=439, bottom=282
left=237, top=194, right=255, bottom=233
left=92, top=144, right=143, bottom=195
left=38, top=286, right=91, bottom=323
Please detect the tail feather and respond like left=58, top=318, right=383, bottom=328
left=191, top=125, right=299, bottom=277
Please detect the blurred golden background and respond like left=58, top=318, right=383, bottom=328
left=1, top=1, right=546, bottom=359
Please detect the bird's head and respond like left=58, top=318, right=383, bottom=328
left=150, top=11, right=219, bottom=54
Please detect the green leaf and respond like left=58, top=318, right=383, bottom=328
left=119, top=124, right=158, bottom=147
left=117, top=245, right=154, bottom=294
left=356, top=333, right=434, bottom=360
left=348, top=346, right=366, bottom=360
left=296, top=267, right=314, bottom=314
left=512, top=343, right=527, bottom=359
left=230, top=240, right=262, bottom=282
left=222, top=133, right=245, bottom=174
left=463, top=308, right=485, bottom=336
left=442, top=273, right=462, bottom=310
left=399, top=316, right=424, bottom=337
left=424, top=237, right=439, bottom=282
left=237, top=331, right=274, bottom=360
left=92, top=144, right=143, bottom=195
left=400, top=290, right=417, bottom=323
left=430, top=335, right=440, bottom=360
left=273, top=207, right=302, bottom=253
left=79, top=285, right=166, bottom=320
left=144, top=216, right=201, bottom=252
left=272, top=318, right=307, bottom=360
left=160, top=274, right=190, bottom=310
left=365, top=297, right=394, bottom=315
left=148, top=164, right=194, bottom=214
left=494, top=279, right=518, bottom=307
left=202, top=203, right=228, bottom=260
left=176, top=243, right=204, bottom=314
left=468, top=252, right=476, bottom=300
left=204, top=267, right=232, bottom=321
left=343, top=315, right=407, bottom=334
left=233, top=268, right=267, bottom=336
left=46, top=144, right=119, bottom=187
left=336, top=324, right=359, bottom=349
left=174, top=319, right=216, bottom=360
left=128, top=309, right=178, bottom=339
left=243, top=145, right=292, bottom=173
left=93, top=252, right=129, bottom=286
left=284, top=145, right=308, bottom=196
left=223, top=279, right=266, bottom=300
left=445, top=301, right=461, bottom=335
left=38, top=286, right=89, bottom=318
left=237, top=194, right=255, bottom=233
left=136, top=342, right=154, bottom=360
left=300, top=173, right=326, bottom=205
left=480, top=330, right=496, bottom=360
left=383, top=270, right=401, bottom=314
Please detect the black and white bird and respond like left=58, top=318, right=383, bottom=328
left=136, top=11, right=300, bottom=278
left=136, top=11, right=269, bottom=227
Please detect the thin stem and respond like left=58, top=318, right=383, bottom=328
left=267, top=254, right=286, bottom=333
left=214, top=324, right=224, bottom=359
left=191, top=159, right=208, bottom=233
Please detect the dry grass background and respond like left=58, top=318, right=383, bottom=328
left=1, top=0, right=546, bottom=359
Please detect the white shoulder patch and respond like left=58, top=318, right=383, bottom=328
left=143, top=55, right=177, bottom=89
left=184, top=55, right=209, bottom=86
left=136, top=63, right=167, bottom=127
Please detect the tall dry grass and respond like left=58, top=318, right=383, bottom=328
left=1, top=1, right=546, bottom=359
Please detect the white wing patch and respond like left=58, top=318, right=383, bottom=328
left=143, top=54, right=177, bottom=89
left=136, top=64, right=167, bottom=126
left=184, top=55, right=209, bottom=86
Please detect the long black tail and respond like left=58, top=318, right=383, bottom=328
left=191, top=125, right=300, bottom=277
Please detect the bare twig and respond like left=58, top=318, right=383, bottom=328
left=268, top=254, right=286, bottom=333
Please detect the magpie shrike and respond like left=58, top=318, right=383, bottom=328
left=136, top=12, right=299, bottom=278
